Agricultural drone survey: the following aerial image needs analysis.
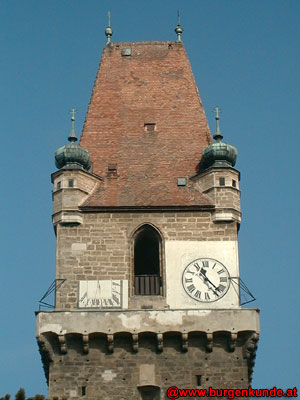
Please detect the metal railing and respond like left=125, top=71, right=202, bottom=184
left=134, top=275, right=160, bottom=295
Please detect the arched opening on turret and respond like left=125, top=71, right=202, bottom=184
left=133, top=224, right=162, bottom=295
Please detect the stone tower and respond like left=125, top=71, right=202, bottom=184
left=36, top=28, right=259, bottom=400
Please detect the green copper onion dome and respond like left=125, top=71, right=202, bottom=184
left=201, top=107, right=237, bottom=169
left=55, top=109, right=92, bottom=172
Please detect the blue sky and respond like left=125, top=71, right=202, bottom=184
left=1, top=0, right=299, bottom=397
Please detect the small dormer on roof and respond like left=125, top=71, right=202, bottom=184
left=201, top=107, right=237, bottom=169
left=55, top=109, right=92, bottom=172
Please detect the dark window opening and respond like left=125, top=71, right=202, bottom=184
left=232, top=179, right=236, bottom=188
left=144, top=123, right=156, bottom=132
left=107, top=163, right=117, bottom=177
left=81, top=386, right=86, bottom=396
left=68, top=179, right=74, bottom=188
left=134, top=225, right=161, bottom=295
left=196, top=375, right=202, bottom=386
left=57, top=181, right=61, bottom=190
left=138, top=385, right=160, bottom=400
left=219, top=177, right=225, bottom=186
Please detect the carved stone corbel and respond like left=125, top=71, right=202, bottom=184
left=205, top=333, right=213, bottom=352
left=157, top=333, right=163, bottom=352
left=36, top=335, right=52, bottom=385
left=181, top=333, right=188, bottom=352
left=228, top=332, right=237, bottom=352
left=82, top=334, right=89, bottom=354
left=243, top=332, right=259, bottom=383
left=37, top=336, right=53, bottom=361
left=244, top=333, right=259, bottom=359
left=107, top=334, right=114, bottom=353
left=58, top=334, right=67, bottom=354
left=132, top=333, right=139, bottom=353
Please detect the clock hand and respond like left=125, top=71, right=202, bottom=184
left=206, top=284, right=219, bottom=297
left=195, top=269, right=213, bottom=289
left=200, top=268, right=218, bottom=290
left=194, top=272, right=216, bottom=294
left=194, top=269, right=219, bottom=297
left=199, top=269, right=219, bottom=297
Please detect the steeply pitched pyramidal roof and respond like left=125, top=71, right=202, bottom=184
left=80, top=41, right=213, bottom=209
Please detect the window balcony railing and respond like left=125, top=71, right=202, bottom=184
left=134, top=275, right=160, bottom=295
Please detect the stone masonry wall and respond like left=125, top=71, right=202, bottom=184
left=47, top=333, right=250, bottom=400
left=196, top=169, right=241, bottom=213
left=55, top=211, right=238, bottom=309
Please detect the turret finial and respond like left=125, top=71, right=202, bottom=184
left=175, top=9, right=183, bottom=42
left=213, top=106, right=223, bottom=142
left=105, top=11, right=113, bottom=44
left=68, top=108, right=78, bottom=142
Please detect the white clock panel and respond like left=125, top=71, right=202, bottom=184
left=165, top=240, right=240, bottom=309
left=78, top=279, right=128, bottom=309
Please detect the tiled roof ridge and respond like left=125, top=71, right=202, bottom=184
left=104, top=41, right=181, bottom=46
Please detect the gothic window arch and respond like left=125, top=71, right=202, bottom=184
left=133, top=224, right=162, bottom=295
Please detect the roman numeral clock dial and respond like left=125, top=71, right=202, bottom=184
left=182, top=258, right=230, bottom=303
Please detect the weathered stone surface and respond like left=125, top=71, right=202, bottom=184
left=37, top=39, right=259, bottom=399
left=40, top=331, right=254, bottom=400
left=37, top=309, right=259, bottom=336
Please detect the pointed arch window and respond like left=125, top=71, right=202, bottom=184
left=134, top=225, right=162, bottom=295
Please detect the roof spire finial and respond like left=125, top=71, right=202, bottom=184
left=213, top=106, right=224, bottom=142
left=105, top=11, right=113, bottom=44
left=175, top=9, right=183, bottom=42
left=68, top=108, right=78, bottom=142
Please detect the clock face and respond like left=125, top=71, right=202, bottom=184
left=182, top=258, right=230, bottom=303
left=78, top=280, right=128, bottom=309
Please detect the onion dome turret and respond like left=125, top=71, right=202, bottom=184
left=201, top=107, right=237, bottom=169
left=55, top=109, right=92, bottom=172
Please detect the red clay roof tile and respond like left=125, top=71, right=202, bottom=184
left=80, top=41, right=213, bottom=208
